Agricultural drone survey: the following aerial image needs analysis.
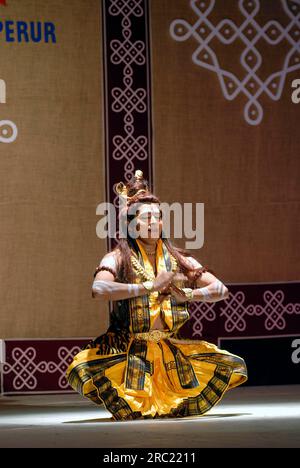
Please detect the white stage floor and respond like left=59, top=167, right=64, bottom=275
left=0, top=385, right=299, bottom=448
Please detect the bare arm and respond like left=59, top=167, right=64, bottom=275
left=92, top=278, right=150, bottom=301
left=190, top=271, right=229, bottom=302
left=92, top=252, right=146, bottom=301
left=167, top=257, right=229, bottom=303
left=187, top=257, right=229, bottom=302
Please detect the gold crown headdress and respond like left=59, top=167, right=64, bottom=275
left=116, top=170, right=148, bottom=204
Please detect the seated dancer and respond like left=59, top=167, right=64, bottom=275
left=66, top=170, right=247, bottom=420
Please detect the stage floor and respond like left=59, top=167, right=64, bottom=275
left=0, top=385, right=299, bottom=448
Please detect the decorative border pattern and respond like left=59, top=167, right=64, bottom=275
left=182, top=282, right=300, bottom=341
left=102, top=0, right=153, bottom=249
left=170, top=0, right=300, bottom=125
left=0, top=339, right=90, bottom=394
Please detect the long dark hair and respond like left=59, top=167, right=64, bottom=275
left=111, top=173, right=210, bottom=285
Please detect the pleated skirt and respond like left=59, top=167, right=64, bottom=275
left=66, top=333, right=247, bottom=421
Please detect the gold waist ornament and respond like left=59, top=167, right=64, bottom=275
left=133, top=330, right=172, bottom=343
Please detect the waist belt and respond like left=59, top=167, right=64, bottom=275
left=133, top=330, right=172, bottom=343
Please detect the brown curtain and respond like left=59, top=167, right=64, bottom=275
left=0, top=0, right=108, bottom=338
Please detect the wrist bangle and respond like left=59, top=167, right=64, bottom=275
left=142, top=280, right=154, bottom=293
left=182, top=288, right=193, bottom=301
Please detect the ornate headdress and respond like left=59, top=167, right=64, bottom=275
left=115, top=169, right=149, bottom=205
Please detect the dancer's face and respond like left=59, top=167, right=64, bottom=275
left=136, top=203, right=162, bottom=240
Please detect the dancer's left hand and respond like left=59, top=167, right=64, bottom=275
left=157, top=284, right=187, bottom=304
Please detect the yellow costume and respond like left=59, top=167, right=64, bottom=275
left=66, top=239, right=247, bottom=420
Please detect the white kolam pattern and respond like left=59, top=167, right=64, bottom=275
left=191, top=288, right=300, bottom=337
left=170, top=0, right=300, bottom=125
left=1, top=343, right=83, bottom=393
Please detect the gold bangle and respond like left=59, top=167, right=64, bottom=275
left=182, top=288, right=193, bottom=301
left=142, top=280, right=154, bottom=292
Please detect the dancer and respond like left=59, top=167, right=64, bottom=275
left=66, top=170, right=247, bottom=420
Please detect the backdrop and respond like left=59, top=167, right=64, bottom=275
left=0, top=0, right=299, bottom=392
left=151, top=0, right=300, bottom=283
